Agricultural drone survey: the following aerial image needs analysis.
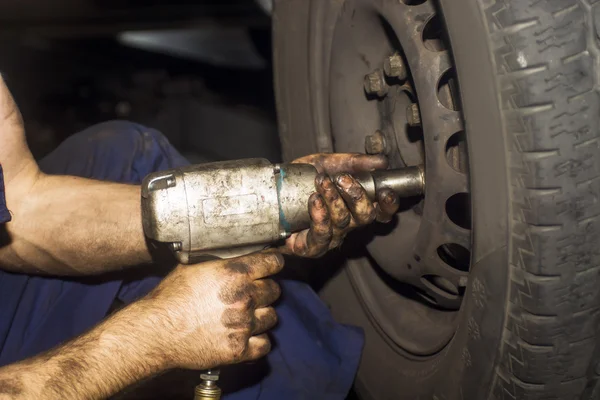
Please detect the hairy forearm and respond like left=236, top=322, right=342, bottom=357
left=0, top=299, right=168, bottom=400
left=0, top=172, right=153, bottom=275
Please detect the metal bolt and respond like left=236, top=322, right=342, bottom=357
left=407, top=103, right=421, bottom=126
left=363, top=69, right=388, bottom=97
left=383, top=53, right=407, bottom=80
left=365, top=130, right=387, bottom=154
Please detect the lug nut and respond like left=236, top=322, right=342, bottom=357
left=363, top=69, right=389, bottom=97
left=383, top=52, right=407, bottom=80
left=365, top=130, right=387, bottom=154
left=407, top=103, right=421, bottom=127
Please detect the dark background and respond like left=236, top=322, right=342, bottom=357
left=0, top=0, right=280, bottom=163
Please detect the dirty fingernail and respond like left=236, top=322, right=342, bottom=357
left=321, top=176, right=334, bottom=189
left=371, top=155, right=388, bottom=164
left=384, top=191, right=397, bottom=203
left=315, top=174, right=325, bottom=186
left=336, top=174, right=352, bottom=188
left=313, top=195, right=325, bottom=209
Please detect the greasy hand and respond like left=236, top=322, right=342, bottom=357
left=142, top=251, right=284, bottom=370
left=282, top=153, right=400, bottom=258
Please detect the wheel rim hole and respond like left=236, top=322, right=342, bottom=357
left=422, top=15, right=446, bottom=52
left=445, top=193, right=471, bottom=230
left=407, top=124, right=424, bottom=143
left=422, top=275, right=459, bottom=296
left=437, top=243, right=470, bottom=272
left=445, top=131, right=468, bottom=173
left=401, top=0, right=427, bottom=4
left=415, top=287, right=439, bottom=305
left=437, top=69, right=460, bottom=111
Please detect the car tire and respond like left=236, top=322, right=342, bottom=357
left=273, top=0, right=600, bottom=398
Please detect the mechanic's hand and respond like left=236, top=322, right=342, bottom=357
left=0, top=76, right=40, bottom=201
left=142, top=250, right=284, bottom=370
left=282, top=153, right=400, bottom=258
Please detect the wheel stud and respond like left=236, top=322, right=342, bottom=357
left=364, top=69, right=388, bottom=97
left=383, top=52, right=407, bottom=80
left=365, top=130, right=387, bottom=154
left=407, top=103, right=421, bottom=126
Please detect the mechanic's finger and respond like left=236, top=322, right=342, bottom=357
left=285, top=193, right=332, bottom=257
left=293, top=153, right=388, bottom=174
left=228, top=251, right=285, bottom=280
left=335, top=173, right=376, bottom=226
left=245, top=334, right=272, bottom=361
left=252, top=307, right=278, bottom=335
left=376, top=188, right=400, bottom=223
left=327, top=232, right=347, bottom=250
left=316, top=174, right=355, bottom=249
left=316, top=174, right=352, bottom=232
left=252, top=279, right=282, bottom=308
left=305, top=193, right=334, bottom=254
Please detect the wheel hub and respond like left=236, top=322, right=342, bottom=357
left=328, top=0, right=472, bottom=356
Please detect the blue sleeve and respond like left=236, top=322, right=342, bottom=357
left=0, top=164, right=11, bottom=224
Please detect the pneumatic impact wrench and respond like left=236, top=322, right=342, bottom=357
left=140, top=158, right=425, bottom=399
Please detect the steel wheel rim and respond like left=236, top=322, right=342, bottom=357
left=328, top=0, right=472, bottom=357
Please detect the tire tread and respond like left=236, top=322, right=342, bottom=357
left=484, top=0, right=600, bottom=398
